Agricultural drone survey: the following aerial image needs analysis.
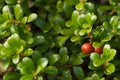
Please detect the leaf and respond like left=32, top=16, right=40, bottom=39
left=62, top=69, right=72, bottom=80
left=60, top=55, right=69, bottom=65
left=84, top=2, right=94, bottom=11
left=59, top=47, right=68, bottom=55
left=101, top=44, right=111, bottom=61
left=5, top=0, right=17, bottom=4
left=101, top=35, right=113, bottom=42
left=1, top=47, right=15, bottom=56
left=75, top=3, right=84, bottom=10
left=44, top=66, right=58, bottom=75
left=91, top=74, right=100, bottom=80
left=27, top=13, right=38, bottom=22
left=34, top=18, right=50, bottom=32
left=71, top=10, right=79, bottom=27
left=73, top=66, right=84, bottom=80
left=48, top=54, right=60, bottom=65
left=92, top=42, right=102, bottom=48
left=57, top=36, right=69, bottom=47
left=61, top=29, right=74, bottom=35
left=31, top=51, right=42, bottom=63
left=70, top=54, right=83, bottom=65
left=37, top=58, right=48, bottom=69
left=35, top=58, right=48, bottom=75
left=103, top=44, right=110, bottom=54
left=53, top=15, right=66, bottom=28
left=70, top=36, right=81, bottom=42
left=14, top=4, right=22, bottom=20
left=90, top=52, right=100, bottom=61
left=2, top=59, right=10, bottom=71
left=21, top=17, right=27, bottom=24
left=24, top=48, right=33, bottom=56
left=110, top=16, right=118, bottom=27
left=106, top=49, right=116, bottom=62
left=98, top=5, right=112, bottom=15
left=4, top=33, right=26, bottom=54
left=85, top=13, right=92, bottom=25
left=3, top=72, right=21, bottom=80
left=90, top=53, right=104, bottom=67
left=17, top=57, right=34, bottom=74
left=12, top=54, right=19, bottom=64
left=104, top=63, right=115, bottom=75
left=77, top=14, right=86, bottom=26
left=31, top=35, right=45, bottom=47
left=20, top=74, right=34, bottom=80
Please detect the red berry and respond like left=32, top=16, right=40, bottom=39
left=94, top=47, right=103, bottom=54
left=81, top=43, right=94, bottom=54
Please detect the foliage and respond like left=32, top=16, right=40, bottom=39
left=0, top=0, right=120, bottom=80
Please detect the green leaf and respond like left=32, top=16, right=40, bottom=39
left=101, top=44, right=111, bottom=61
left=101, top=35, right=113, bottom=42
left=59, top=47, right=68, bottom=55
left=92, top=42, right=102, bottom=48
left=84, top=2, right=94, bottom=11
left=106, top=49, right=116, bottom=62
left=79, top=29, right=87, bottom=36
left=104, top=63, right=115, bottom=75
left=5, top=0, right=16, bottom=4
left=31, top=51, right=42, bottom=63
left=57, top=36, right=69, bottom=47
left=17, top=57, right=34, bottom=74
left=3, top=72, right=21, bottom=80
left=53, top=15, right=66, bottom=28
left=4, top=33, right=26, bottom=54
left=49, top=54, right=60, bottom=65
left=1, top=47, right=15, bottom=56
left=110, top=16, right=118, bottom=27
left=20, top=74, right=34, bottom=80
left=85, top=13, right=92, bottom=25
left=98, top=5, right=112, bottom=15
left=75, top=3, right=84, bottom=10
left=37, top=58, right=48, bottom=69
left=62, top=69, right=72, bottom=80
left=73, top=66, right=84, bottom=80
left=2, top=5, right=10, bottom=13
left=44, top=66, right=58, bottom=75
left=31, top=35, right=45, bottom=47
left=91, top=74, right=100, bottom=80
left=14, top=4, right=22, bottom=20
left=77, top=14, right=86, bottom=26
left=57, top=0, right=64, bottom=13
left=24, top=48, right=33, bottom=56
left=2, top=59, right=10, bottom=71
left=21, top=17, right=27, bottom=24
left=60, top=55, right=69, bottom=65
left=35, top=58, right=48, bottom=75
left=90, top=53, right=104, bottom=67
left=12, top=54, right=19, bottom=64
left=90, top=52, right=100, bottom=61
left=71, top=10, right=79, bottom=27
left=70, top=54, right=83, bottom=65
left=103, top=44, right=110, bottom=54
left=27, top=13, right=38, bottom=22
left=61, top=29, right=74, bottom=35
left=70, top=36, right=81, bottom=42
left=34, top=18, right=50, bottom=32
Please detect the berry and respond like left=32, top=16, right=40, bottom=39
left=81, top=43, right=94, bottom=54
left=94, top=47, right=103, bottom=54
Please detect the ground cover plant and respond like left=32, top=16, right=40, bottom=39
left=0, top=0, right=120, bottom=80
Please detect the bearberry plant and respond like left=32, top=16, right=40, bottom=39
left=0, top=0, right=120, bottom=80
